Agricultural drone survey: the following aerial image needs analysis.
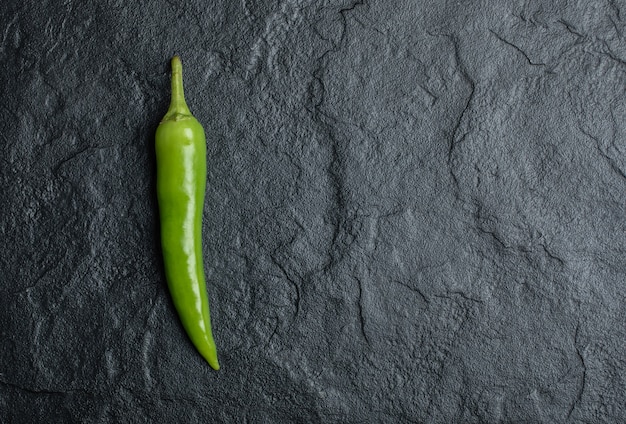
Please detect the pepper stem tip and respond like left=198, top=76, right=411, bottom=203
left=164, top=55, right=191, bottom=119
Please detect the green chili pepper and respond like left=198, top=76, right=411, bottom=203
left=155, top=56, right=219, bottom=370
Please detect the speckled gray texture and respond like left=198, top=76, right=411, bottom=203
left=1, top=0, right=625, bottom=422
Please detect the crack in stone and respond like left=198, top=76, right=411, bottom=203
left=489, top=29, right=546, bottom=67
left=448, top=87, right=474, bottom=166
left=600, top=40, right=626, bottom=67
left=392, top=280, right=430, bottom=304
left=270, top=250, right=302, bottom=318
left=539, top=243, right=566, bottom=266
left=567, top=323, right=587, bottom=419
left=445, top=33, right=476, bottom=162
left=558, top=19, right=585, bottom=39
left=434, top=291, right=482, bottom=304
left=476, top=225, right=509, bottom=250
left=306, top=0, right=366, bottom=273
left=354, top=276, right=370, bottom=345
left=608, top=0, right=622, bottom=21
left=0, top=379, right=92, bottom=397
left=4, top=263, right=58, bottom=296
left=578, top=125, right=626, bottom=182
left=428, top=31, right=476, bottom=196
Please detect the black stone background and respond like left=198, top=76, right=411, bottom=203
left=1, top=0, right=625, bottom=422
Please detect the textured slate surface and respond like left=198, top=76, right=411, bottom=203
left=1, top=0, right=625, bottom=422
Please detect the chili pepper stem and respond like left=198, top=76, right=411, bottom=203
left=164, top=55, right=191, bottom=120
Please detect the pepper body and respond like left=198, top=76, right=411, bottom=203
left=155, top=56, right=219, bottom=370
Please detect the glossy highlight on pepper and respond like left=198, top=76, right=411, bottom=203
left=155, top=56, right=219, bottom=370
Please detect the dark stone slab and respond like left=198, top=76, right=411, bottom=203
left=1, top=0, right=625, bottom=422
